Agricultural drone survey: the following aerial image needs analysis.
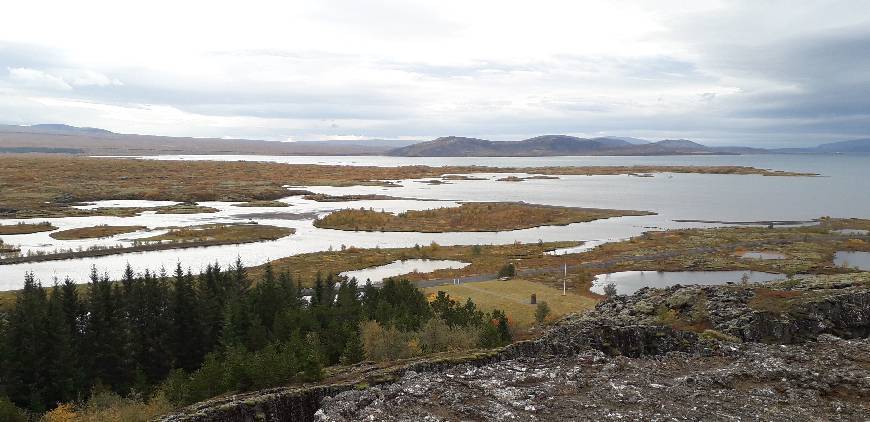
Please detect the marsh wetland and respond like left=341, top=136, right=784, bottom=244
left=0, top=153, right=869, bottom=294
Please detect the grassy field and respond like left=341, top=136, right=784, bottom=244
left=314, top=202, right=653, bottom=232
left=423, top=278, right=598, bottom=327
left=0, top=155, right=813, bottom=218
left=49, top=225, right=146, bottom=240
left=0, top=221, right=57, bottom=235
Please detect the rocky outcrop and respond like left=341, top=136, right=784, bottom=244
left=317, top=336, right=870, bottom=421
left=160, top=273, right=870, bottom=421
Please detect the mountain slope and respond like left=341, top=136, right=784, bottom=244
left=388, top=135, right=718, bottom=156
left=815, top=138, right=870, bottom=153
left=0, top=124, right=421, bottom=155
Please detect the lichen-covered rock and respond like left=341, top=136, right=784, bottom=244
left=316, top=336, right=870, bottom=421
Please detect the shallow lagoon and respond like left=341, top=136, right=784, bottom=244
left=834, top=251, right=870, bottom=271
left=591, top=270, right=785, bottom=295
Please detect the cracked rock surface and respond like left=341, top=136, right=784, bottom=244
left=317, top=275, right=870, bottom=421
left=316, top=336, right=870, bottom=421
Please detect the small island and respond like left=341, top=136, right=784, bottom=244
left=0, top=224, right=294, bottom=265
left=314, top=202, right=654, bottom=232
left=50, top=225, right=146, bottom=240
left=0, top=222, right=57, bottom=235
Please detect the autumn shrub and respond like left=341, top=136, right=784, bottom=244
left=418, top=318, right=480, bottom=353
left=360, top=320, right=420, bottom=361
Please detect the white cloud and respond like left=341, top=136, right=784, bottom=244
left=67, top=69, right=123, bottom=87
left=0, top=0, right=869, bottom=146
left=8, top=67, right=71, bottom=90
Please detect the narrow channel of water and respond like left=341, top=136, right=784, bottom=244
left=339, top=259, right=469, bottom=284
left=591, top=270, right=785, bottom=295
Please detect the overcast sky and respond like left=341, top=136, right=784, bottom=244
left=1, top=0, right=869, bottom=146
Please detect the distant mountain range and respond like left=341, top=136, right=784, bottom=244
left=1, top=124, right=869, bottom=156
left=771, top=139, right=870, bottom=154
left=386, top=135, right=768, bottom=157
left=0, top=124, right=420, bottom=155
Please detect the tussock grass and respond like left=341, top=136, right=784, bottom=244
left=232, top=200, right=289, bottom=207
left=0, top=221, right=56, bottom=235
left=314, top=202, right=653, bottom=232
left=142, top=223, right=293, bottom=243
left=50, top=225, right=146, bottom=240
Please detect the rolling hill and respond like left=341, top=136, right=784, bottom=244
left=387, top=135, right=729, bottom=156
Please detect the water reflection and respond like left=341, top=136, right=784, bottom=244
left=834, top=251, right=870, bottom=271
left=591, top=270, right=785, bottom=295
left=339, top=259, right=469, bottom=284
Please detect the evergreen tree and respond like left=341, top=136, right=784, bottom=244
left=45, top=283, right=77, bottom=405
left=198, top=263, right=227, bottom=352
left=129, top=269, right=172, bottom=383
left=4, top=273, right=52, bottom=410
left=338, top=323, right=365, bottom=365
left=83, top=267, right=131, bottom=392
left=253, top=263, right=281, bottom=331
left=169, top=264, right=203, bottom=371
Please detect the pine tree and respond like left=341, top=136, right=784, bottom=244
left=339, top=323, right=365, bottom=365
left=45, top=283, right=77, bottom=404
left=83, top=267, right=131, bottom=392
left=129, top=269, right=172, bottom=383
left=198, top=263, right=227, bottom=352
left=169, top=264, right=203, bottom=371
left=5, top=273, right=52, bottom=410
left=253, top=263, right=281, bottom=332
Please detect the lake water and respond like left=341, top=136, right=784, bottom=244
left=833, top=229, right=870, bottom=236
left=339, top=259, right=469, bottom=284
left=834, top=251, right=870, bottom=271
left=1, top=154, right=869, bottom=290
left=591, top=270, right=786, bottom=295
left=737, top=251, right=787, bottom=260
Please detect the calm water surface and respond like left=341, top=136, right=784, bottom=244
left=834, top=251, right=870, bottom=271
left=339, top=259, right=469, bottom=284
left=591, top=270, right=785, bottom=295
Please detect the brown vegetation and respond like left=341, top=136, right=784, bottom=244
left=141, top=223, right=293, bottom=243
left=0, top=221, right=56, bottom=235
left=0, top=155, right=813, bottom=218
left=1, top=203, right=218, bottom=219
left=232, top=200, right=289, bottom=207
left=49, top=225, right=146, bottom=240
left=303, top=194, right=402, bottom=202
left=574, top=220, right=870, bottom=276
left=255, top=241, right=580, bottom=286
left=0, top=224, right=294, bottom=266
left=314, top=202, right=653, bottom=232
